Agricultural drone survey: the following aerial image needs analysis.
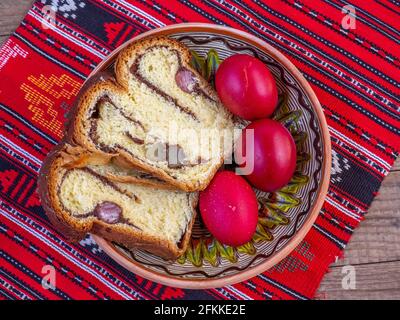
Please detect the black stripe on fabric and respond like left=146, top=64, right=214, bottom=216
left=195, top=0, right=400, bottom=133
left=137, top=0, right=188, bottom=23
left=0, top=250, right=72, bottom=300
left=109, top=22, right=134, bottom=48
left=178, top=0, right=226, bottom=25
left=13, top=32, right=87, bottom=80
left=0, top=266, right=44, bottom=300
left=0, top=104, right=58, bottom=145
left=332, top=0, right=400, bottom=42
left=259, top=0, right=400, bottom=102
left=241, top=280, right=273, bottom=300
left=257, top=274, right=309, bottom=300
left=6, top=172, right=22, bottom=198
left=30, top=2, right=110, bottom=57
left=209, top=287, right=237, bottom=300
left=206, top=289, right=227, bottom=300
left=225, top=0, right=400, bottom=120
left=20, top=180, right=38, bottom=207
left=389, top=0, right=400, bottom=6
left=331, top=135, right=387, bottom=179
left=323, top=104, right=398, bottom=159
left=360, top=8, right=400, bottom=38
left=87, top=0, right=154, bottom=34
left=0, top=223, right=111, bottom=300
left=0, top=149, right=39, bottom=180
left=387, top=0, right=400, bottom=9
left=20, top=21, right=98, bottom=69
left=324, top=0, right=399, bottom=47
left=330, top=146, right=382, bottom=205
left=287, top=0, right=400, bottom=60
left=0, top=287, right=16, bottom=300
left=0, top=191, right=49, bottom=230
left=0, top=277, right=29, bottom=300
left=32, top=2, right=114, bottom=53
left=0, top=117, right=48, bottom=157
left=0, top=144, right=41, bottom=175
left=253, top=0, right=400, bottom=87
left=36, top=0, right=151, bottom=48
left=312, top=224, right=347, bottom=250
left=328, top=188, right=366, bottom=217
left=319, top=210, right=354, bottom=235
left=304, top=74, right=399, bottom=135
left=12, top=176, right=33, bottom=205
left=124, top=28, right=139, bottom=44
left=329, top=189, right=367, bottom=216
left=322, top=206, right=358, bottom=229
left=330, top=131, right=388, bottom=177
left=376, top=0, right=400, bottom=16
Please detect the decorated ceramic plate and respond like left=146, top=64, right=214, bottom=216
left=90, top=23, right=331, bottom=289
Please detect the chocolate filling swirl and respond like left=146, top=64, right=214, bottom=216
left=89, top=95, right=145, bottom=153
left=129, top=46, right=205, bottom=121
left=58, top=168, right=142, bottom=229
left=88, top=95, right=207, bottom=169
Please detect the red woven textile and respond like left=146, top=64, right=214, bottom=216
left=0, top=0, right=399, bottom=300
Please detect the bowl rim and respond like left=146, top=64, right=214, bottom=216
left=90, top=22, right=332, bottom=289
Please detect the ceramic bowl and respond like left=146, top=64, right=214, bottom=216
left=90, top=23, right=331, bottom=289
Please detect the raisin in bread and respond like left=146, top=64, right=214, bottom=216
left=39, top=145, right=198, bottom=260
left=72, top=37, right=234, bottom=192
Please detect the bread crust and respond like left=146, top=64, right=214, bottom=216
left=38, top=145, right=198, bottom=260
left=69, top=36, right=230, bottom=192
left=115, top=36, right=220, bottom=102
left=39, top=37, right=232, bottom=261
left=114, top=37, right=224, bottom=192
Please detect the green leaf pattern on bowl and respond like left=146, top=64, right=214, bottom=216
left=177, top=50, right=310, bottom=267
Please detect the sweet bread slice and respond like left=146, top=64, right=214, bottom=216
left=39, top=145, right=198, bottom=260
left=72, top=37, right=234, bottom=192
left=55, top=143, right=170, bottom=188
left=86, top=162, right=169, bottom=188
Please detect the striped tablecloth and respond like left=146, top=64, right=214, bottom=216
left=0, top=0, right=398, bottom=300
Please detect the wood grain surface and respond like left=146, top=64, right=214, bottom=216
left=318, top=166, right=400, bottom=300
left=0, top=1, right=32, bottom=36
left=0, top=0, right=399, bottom=300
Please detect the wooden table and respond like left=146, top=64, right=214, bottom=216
left=1, top=0, right=399, bottom=300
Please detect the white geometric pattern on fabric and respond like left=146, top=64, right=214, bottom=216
left=331, top=149, right=350, bottom=184
left=79, top=235, right=103, bottom=255
left=41, top=0, right=86, bottom=19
